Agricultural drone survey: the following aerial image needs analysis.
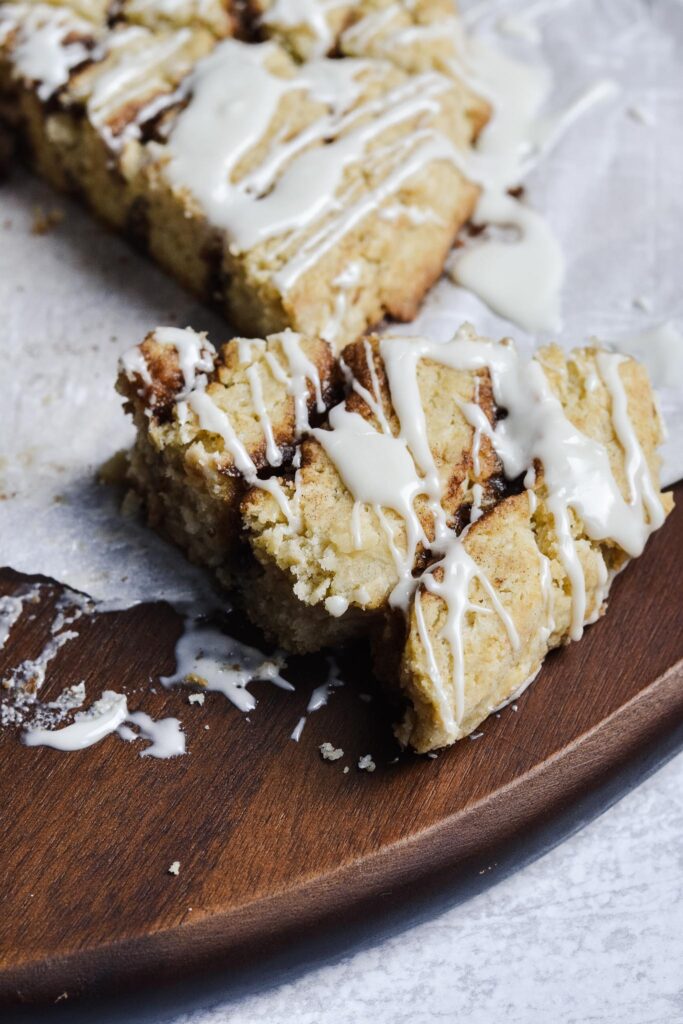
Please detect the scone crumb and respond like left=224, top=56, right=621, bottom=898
left=168, top=860, right=180, bottom=876
left=188, top=693, right=205, bottom=705
left=319, top=742, right=344, bottom=761
left=31, top=205, right=63, bottom=236
left=469, top=732, right=484, bottom=740
left=358, top=754, right=376, bottom=772
left=343, top=766, right=350, bottom=774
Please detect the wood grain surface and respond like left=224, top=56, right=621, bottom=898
left=0, top=489, right=681, bottom=1008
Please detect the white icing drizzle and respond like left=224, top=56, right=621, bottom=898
left=161, top=620, right=293, bottom=714
left=120, top=709, right=186, bottom=758
left=378, top=202, right=444, bottom=227
left=324, top=595, right=349, bottom=617
left=322, top=261, right=363, bottom=344
left=595, top=352, right=666, bottom=530
left=86, top=26, right=194, bottom=147
left=22, top=689, right=186, bottom=757
left=154, top=326, right=216, bottom=396
left=446, top=26, right=617, bottom=331
left=48, top=681, right=86, bottom=712
left=277, top=328, right=327, bottom=434
left=188, top=388, right=297, bottom=525
left=260, top=0, right=347, bottom=58
left=316, top=326, right=664, bottom=727
left=290, top=715, right=306, bottom=741
left=158, top=39, right=463, bottom=291
left=120, top=326, right=215, bottom=399
left=313, top=403, right=429, bottom=606
left=452, top=190, right=563, bottom=334
left=125, top=0, right=225, bottom=27
left=246, top=362, right=283, bottom=467
left=4, top=3, right=96, bottom=101
left=120, top=345, right=153, bottom=391
left=288, top=655, right=344, bottom=741
left=0, top=582, right=42, bottom=650
left=123, top=325, right=327, bottom=525
left=23, top=690, right=128, bottom=751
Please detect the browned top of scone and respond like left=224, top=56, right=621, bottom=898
left=242, top=332, right=509, bottom=615
left=341, top=333, right=505, bottom=527
left=118, top=328, right=341, bottom=475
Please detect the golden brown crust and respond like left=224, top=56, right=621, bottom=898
left=117, top=329, right=340, bottom=576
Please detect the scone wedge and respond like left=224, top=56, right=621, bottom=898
left=118, top=323, right=672, bottom=752
left=1, top=1, right=486, bottom=349
left=242, top=327, right=672, bottom=749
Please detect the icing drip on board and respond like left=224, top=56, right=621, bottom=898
left=289, top=656, right=344, bottom=741
left=22, top=689, right=186, bottom=757
left=161, top=619, right=293, bottom=713
left=0, top=583, right=42, bottom=650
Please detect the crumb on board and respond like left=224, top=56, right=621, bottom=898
left=343, top=766, right=349, bottom=774
left=358, top=754, right=376, bottom=772
left=470, top=731, right=484, bottom=740
left=319, top=741, right=343, bottom=761
left=427, top=752, right=438, bottom=759
left=31, top=205, right=64, bottom=235
left=168, top=861, right=180, bottom=876
left=188, top=693, right=205, bottom=706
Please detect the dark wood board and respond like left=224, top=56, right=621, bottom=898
left=1, top=488, right=682, bottom=1009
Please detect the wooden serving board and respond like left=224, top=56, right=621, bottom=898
left=1, top=489, right=682, bottom=1009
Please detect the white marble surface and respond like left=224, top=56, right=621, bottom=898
left=142, top=750, right=683, bottom=1024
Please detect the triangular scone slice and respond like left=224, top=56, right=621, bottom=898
left=117, top=327, right=339, bottom=580
left=373, top=345, right=673, bottom=752
left=1, top=5, right=485, bottom=351
left=241, top=333, right=507, bottom=651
